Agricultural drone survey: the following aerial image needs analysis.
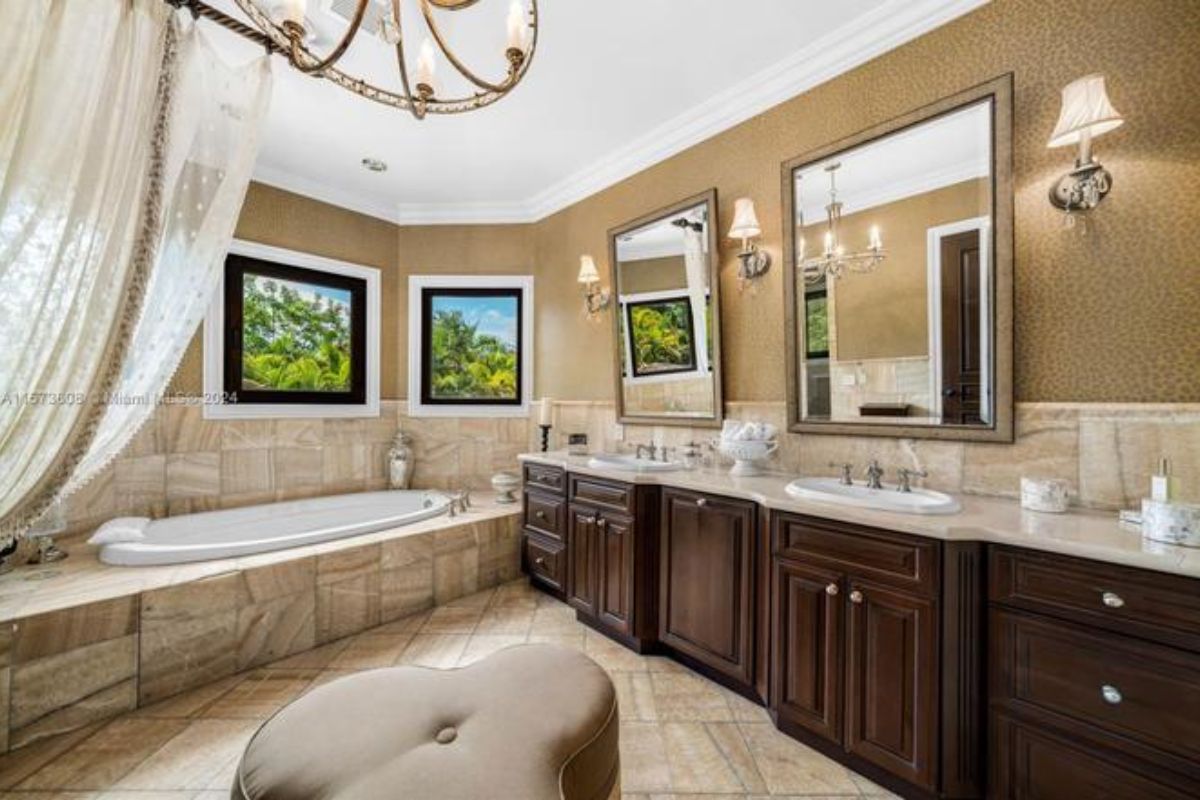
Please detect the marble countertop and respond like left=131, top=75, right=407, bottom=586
left=0, top=493, right=521, bottom=624
left=519, top=452, right=1200, bottom=580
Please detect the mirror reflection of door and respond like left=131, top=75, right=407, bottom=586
left=939, top=230, right=982, bottom=424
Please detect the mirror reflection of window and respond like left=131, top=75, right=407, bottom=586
left=792, top=98, right=993, bottom=428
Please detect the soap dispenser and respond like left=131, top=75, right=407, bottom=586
left=1151, top=458, right=1176, bottom=502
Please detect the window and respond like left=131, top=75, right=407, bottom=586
left=204, top=241, right=380, bottom=419
left=408, top=276, right=533, bottom=417
left=804, top=288, right=829, bottom=359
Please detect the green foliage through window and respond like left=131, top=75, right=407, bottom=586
left=424, top=292, right=520, bottom=402
left=629, top=299, right=695, bottom=376
left=241, top=275, right=353, bottom=392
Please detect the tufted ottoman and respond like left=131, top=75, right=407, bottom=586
left=231, top=644, right=619, bottom=800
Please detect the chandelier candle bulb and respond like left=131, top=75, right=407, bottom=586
left=273, top=0, right=307, bottom=27
left=538, top=397, right=554, bottom=427
left=416, top=38, right=437, bottom=90
left=506, top=1, right=526, bottom=51
left=869, top=226, right=882, bottom=251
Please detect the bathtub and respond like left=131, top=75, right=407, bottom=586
left=94, top=490, right=452, bottom=567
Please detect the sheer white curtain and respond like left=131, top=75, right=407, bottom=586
left=0, top=0, right=174, bottom=537
left=67, top=27, right=272, bottom=493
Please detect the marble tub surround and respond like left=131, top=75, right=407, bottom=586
left=0, top=579, right=898, bottom=799
left=544, top=400, right=1200, bottom=512
left=520, top=452, right=1200, bottom=580
left=57, top=399, right=535, bottom=540
left=0, top=501, right=520, bottom=754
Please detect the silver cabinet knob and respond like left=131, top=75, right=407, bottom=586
left=1102, top=591, right=1125, bottom=609
left=535, top=510, right=547, bottom=520
left=696, top=497, right=708, bottom=508
left=597, top=517, right=607, bottom=529
left=825, top=583, right=839, bottom=596
left=849, top=589, right=864, bottom=604
left=1101, top=684, right=1123, bottom=705
left=534, top=556, right=546, bottom=567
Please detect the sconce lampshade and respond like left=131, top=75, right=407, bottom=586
left=1048, top=73, right=1124, bottom=148
left=728, top=198, right=762, bottom=240
left=577, top=254, right=600, bottom=284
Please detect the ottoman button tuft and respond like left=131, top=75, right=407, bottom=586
left=435, top=726, right=458, bottom=744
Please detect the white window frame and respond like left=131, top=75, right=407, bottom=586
left=407, top=274, right=534, bottom=418
left=202, top=239, right=381, bottom=420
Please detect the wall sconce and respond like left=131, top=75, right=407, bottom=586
left=1047, top=73, right=1124, bottom=212
left=728, top=197, right=771, bottom=280
left=577, top=255, right=611, bottom=318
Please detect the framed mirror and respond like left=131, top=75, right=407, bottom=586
left=609, top=189, right=723, bottom=427
left=782, top=75, right=1013, bottom=442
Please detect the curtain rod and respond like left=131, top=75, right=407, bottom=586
left=163, top=0, right=284, bottom=54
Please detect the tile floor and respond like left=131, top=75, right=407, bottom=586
left=0, top=579, right=896, bottom=799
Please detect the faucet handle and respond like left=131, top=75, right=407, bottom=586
left=828, top=462, right=854, bottom=486
left=895, top=467, right=928, bottom=493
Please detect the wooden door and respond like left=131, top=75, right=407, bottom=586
left=659, top=488, right=755, bottom=687
left=772, top=559, right=844, bottom=744
left=939, top=229, right=982, bottom=424
left=596, top=511, right=635, bottom=635
left=567, top=504, right=598, bottom=616
left=845, top=579, right=938, bottom=790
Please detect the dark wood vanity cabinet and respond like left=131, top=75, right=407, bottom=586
left=771, top=513, right=982, bottom=799
left=989, top=546, right=1200, bottom=799
left=521, top=464, right=567, bottom=599
left=659, top=488, right=758, bottom=691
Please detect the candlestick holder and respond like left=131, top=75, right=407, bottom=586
left=539, top=424, right=552, bottom=453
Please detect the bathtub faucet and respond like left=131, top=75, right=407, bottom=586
left=446, top=489, right=472, bottom=517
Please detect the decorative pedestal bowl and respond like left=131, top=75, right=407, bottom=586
left=718, top=439, right=778, bottom=477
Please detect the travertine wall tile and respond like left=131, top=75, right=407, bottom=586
left=219, top=449, right=273, bottom=495
left=272, top=447, right=324, bottom=491
left=9, top=636, right=137, bottom=749
left=11, top=597, right=137, bottom=665
left=163, top=403, right=221, bottom=453
left=316, top=545, right=382, bottom=643
left=166, top=453, right=220, bottom=501
left=433, top=525, right=479, bottom=604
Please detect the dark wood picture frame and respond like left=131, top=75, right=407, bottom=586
left=780, top=74, right=1015, bottom=443
left=419, top=286, right=524, bottom=407
left=222, top=254, right=367, bottom=405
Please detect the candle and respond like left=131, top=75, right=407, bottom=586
left=538, top=397, right=554, bottom=426
left=869, top=225, right=882, bottom=250
left=506, top=1, right=526, bottom=51
left=416, top=38, right=437, bottom=88
left=823, top=231, right=833, bottom=257
left=276, top=0, right=307, bottom=27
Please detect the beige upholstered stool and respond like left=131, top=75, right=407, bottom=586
left=232, top=644, right=619, bottom=800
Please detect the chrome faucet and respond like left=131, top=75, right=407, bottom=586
left=635, top=443, right=657, bottom=461
left=658, top=445, right=674, bottom=463
left=865, top=459, right=885, bottom=490
left=829, top=462, right=854, bottom=486
left=896, top=468, right=928, bottom=493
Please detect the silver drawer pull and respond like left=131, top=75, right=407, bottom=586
left=825, top=583, right=839, bottom=596
left=1101, top=684, right=1123, bottom=705
left=534, top=556, right=546, bottom=567
left=1101, top=591, right=1125, bottom=609
left=849, top=589, right=864, bottom=604
left=696, top=498, right=708, bottom=508
left=534, top=510, right=547, bottom=520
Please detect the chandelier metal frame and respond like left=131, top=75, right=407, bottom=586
left=167, top=0, right=538, bottom=120
left=797, top=162, right=886, bottom=284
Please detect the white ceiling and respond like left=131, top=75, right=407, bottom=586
left=206, top=0, right=987, bottom=224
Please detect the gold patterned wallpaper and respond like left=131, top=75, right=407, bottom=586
left=173, top=0, right=1200, bottom=405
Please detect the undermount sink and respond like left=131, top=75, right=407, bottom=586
left=785, top=477, right=961, bottom=515
left=587, top=453, right=684, bottom=473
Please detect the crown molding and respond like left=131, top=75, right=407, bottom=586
left=255, top=0, right=989, bottom=226
left=252, top=164, right=401, bottom=224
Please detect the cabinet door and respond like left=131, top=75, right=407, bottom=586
left=845, top=579, right=938, bottom=790
left=659, top=489, right=755, bottom=687
left=596, top=512, right=635, bottom=636
left=772, top=559, right=844, bottom=744
left=567, top=504, right=598, bottom=616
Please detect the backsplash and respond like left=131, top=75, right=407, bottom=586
left=550, top=401, right=1200, bottom=512
left=60, top=399, right=1198, bottom=539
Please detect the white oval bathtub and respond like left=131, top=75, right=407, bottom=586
left=95, top=490, right=451, bottom=567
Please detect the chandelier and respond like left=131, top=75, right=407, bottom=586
left=173, top=0, right=538, bottom=119
left=797, top=162, right=885, bottom=283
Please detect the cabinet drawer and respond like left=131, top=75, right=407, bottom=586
left=570, top=474, right=633, bottom=513
left=990, top=711, right=1197, bottom=800
left=990, top=546, right=1200, bottom=650
left=523, top=491, right=565, bottom=539
left=773, top=513, right=937, bottom=595
left=523, top=463, right=565, bottom=495
left=992, top=609, right=1200, bottom=768
left=524, top=533, right=565, bottom=593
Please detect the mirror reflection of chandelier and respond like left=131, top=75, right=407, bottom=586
left=797, top=162, right=885, bottom=283
left=190, top=0, right=538, bottom=120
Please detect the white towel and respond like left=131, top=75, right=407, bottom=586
left=88, top=517, right=150, bottom=545
left=721, top=421, right=777, bottom=442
